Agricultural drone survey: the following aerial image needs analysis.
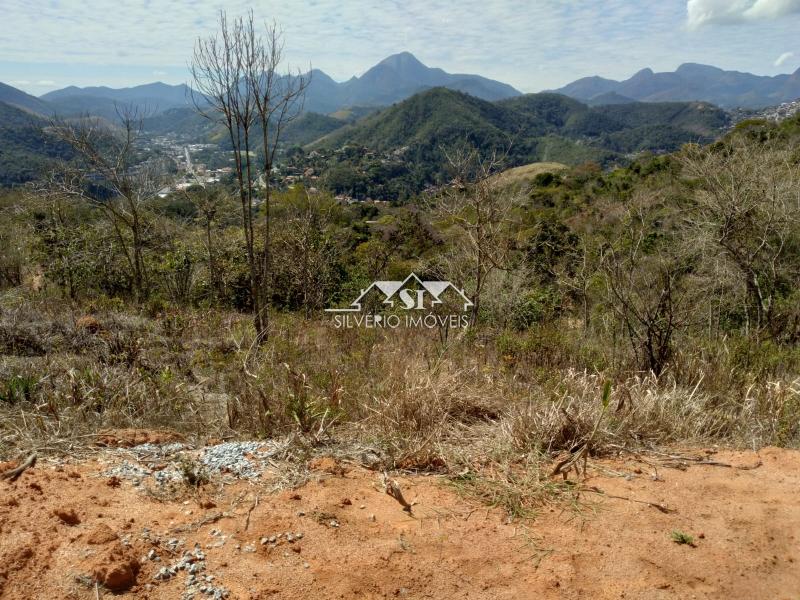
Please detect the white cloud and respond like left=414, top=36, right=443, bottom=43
left=36, top=79, right=55, bottom=85
left=688, top=0, right=800, bottom=27
left=774, top=51, right=795, bottom=66
left=0, top=1, right=798, bottom=93
left=1, top=0, right=668, bottom=91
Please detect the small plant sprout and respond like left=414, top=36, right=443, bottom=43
left=671, top=530, right=696, bottom=547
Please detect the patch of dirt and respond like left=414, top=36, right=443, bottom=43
left=0, top=460, right=18, bottom=474
left=52, top=507, right=81, bottom=526
left=308, top=455, right=348, bottom=476
left=86, top=524, right=118, bottom=545
left=95, top=429, right=186, bottom=448
left=82, top=544, right=140, bottom=592
left=0, top=446, right=798, bottom=599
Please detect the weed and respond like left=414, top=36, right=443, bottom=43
left=671, top=530, right=696, bottom=546
left=0, top=374, right=38, bottom=405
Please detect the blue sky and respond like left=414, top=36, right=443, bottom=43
left=1, top=0, right=799, bottom=96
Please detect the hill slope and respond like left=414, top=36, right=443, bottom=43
left=316, top=88, right=730, bottom=167
left=0, top=101, right=71, bottom=186
left=0, top=82, right=52, bottom=115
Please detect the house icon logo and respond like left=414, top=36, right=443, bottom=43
left=326, top=273, right=473, bottom=329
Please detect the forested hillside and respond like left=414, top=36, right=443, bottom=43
left=318, top=88, right=729, bottom=163
left=0, top=102, right=72, bottom=186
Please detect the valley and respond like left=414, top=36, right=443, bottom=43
left=2, top=52, right=799, bottom=196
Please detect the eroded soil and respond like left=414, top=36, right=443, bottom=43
left=0, top=444, right=798, bottom=599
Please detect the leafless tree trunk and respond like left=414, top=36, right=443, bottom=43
left=180, top=186, right=229, bottom=301
left=191, top=10, right=309, bottom=342
left=44, top=106, right=163, bottom=302
left=556, top=234, right=598, bottom=333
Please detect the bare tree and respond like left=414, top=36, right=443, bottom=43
left=600, top=193, right=695, bottom=375
left=680, top=138, right=800, bottom=339
left=44, top=107, right=164, bottom=302
left=191, top=10, right=309, bottom=341
left=25, top=179, right=83, bottom=299
left=431, top=143, right=520, bottom=325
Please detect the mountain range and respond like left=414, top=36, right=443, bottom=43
left=0, top=81, right=52, bottom=115
left=1, top=53, right=796, bottom=188
left=552, top=63, right=800, bottom=109
left=298, top=52, right=521, bottom=113
left=0, top=52, right=521, bottom=120
left=3, top=55, right=800, bottom=125
left=40, top=82, right=197, bottom=121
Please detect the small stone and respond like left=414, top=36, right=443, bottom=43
left=303, top=562, right=310, bottom=569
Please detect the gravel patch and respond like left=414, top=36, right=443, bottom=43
left=99, top=440, right=290, bottom=485
left=199, top=441, right=279, bottom=479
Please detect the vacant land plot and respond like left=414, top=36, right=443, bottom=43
left=1, top=442, right=797, bottom=600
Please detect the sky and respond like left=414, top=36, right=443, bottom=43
left=1, top=0, right=799, bottom=96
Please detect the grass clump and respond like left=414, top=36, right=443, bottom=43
left=671, top=530, right=697, bottom=547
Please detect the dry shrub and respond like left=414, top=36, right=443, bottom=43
left=0, top=305, right=71, bottom=356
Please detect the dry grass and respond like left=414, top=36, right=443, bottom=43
left=489, top=161, right=568, bottom=187
left=1, top=290, right=798, bottom=516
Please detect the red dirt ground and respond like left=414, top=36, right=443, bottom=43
left=0, top=446, right=798, bottom=599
